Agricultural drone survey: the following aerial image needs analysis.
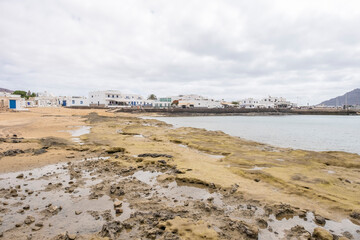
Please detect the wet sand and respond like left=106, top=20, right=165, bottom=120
left=0, top=108, right=359, bottom=239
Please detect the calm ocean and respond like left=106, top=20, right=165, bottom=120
left=148, top=115, right=360, bottom=154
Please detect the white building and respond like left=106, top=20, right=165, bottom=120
left=238, top=98, right=261, bottom=108
left=260, top=96, right=295, bottom=108
left=32, top=92, right=60, bottom=107
left=88, top=90, right=148, bottom=108
left=58, top=96, right=88, bottom=107
left=0, top=92, right=24, bottom=110
left=237, top=96, right=296, bottom=109
left=176, top=95, right=223, bottom=108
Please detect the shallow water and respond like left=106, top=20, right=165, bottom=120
left=130, top=170, right=360, bottom=239
left=58, top=126, right=91, bottom=144
left=148, top=115, right=360, bottom=154
left=1, top=163, right=359, bottom=239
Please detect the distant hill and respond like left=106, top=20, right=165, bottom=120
left=320, top=88, right=360, bottom=106
left=0, top=88, right=13, bottom=93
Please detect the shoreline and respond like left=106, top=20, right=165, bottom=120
left=0, top=108, right=359, bottom=239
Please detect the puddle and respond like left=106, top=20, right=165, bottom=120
left=133, top=134, right=145, bottom=138
left=259, top=212, right=360, bottom=239
left=0, top=157, right=130, bottom=238
left=131, top=170, right=161, bottom=186
left=249, top=166, right=267, bottom=171
left=59, top=126, right=91, bottom=144
left=1, top=162, right=358, bottom=239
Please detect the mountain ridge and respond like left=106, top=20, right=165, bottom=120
left=320, top=88, right=360, bottom=106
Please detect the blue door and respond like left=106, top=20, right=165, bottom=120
left=62, top=100, right=67, bottom=106
left=9, top=100, right=16, bottom=109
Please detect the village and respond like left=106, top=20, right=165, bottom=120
left=0, top=89, right=297, bottom=111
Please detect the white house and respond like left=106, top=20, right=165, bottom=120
left=238, top=96, right=296, bottom=109
left=260, top=96, right=295, bottom=108
left=88, top=90, right=147, bottom=108
left=238, top=98, right=261, bottom=108
left=0, top=92, right=24, bottom=110
left=32, top=92, right=60, bottom=107
left=176, top=95, right=223, bottom=108
left=58, top=96, right=88, bottom=107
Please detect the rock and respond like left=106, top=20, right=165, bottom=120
left=46, top=205, right=62, bottom=215
left=31, top=226, right=41, bottom=231
left=157, top=160, right=167, bottom=165
left=33, top=148, right=47, bottom=155
left=230, top=184, right=239, bottom=194
left=254, top=179, right=260, bottom=182
left=285, top=225, right=311, bottom=240
left=66, top=233, right=77, bottom=240
left=312, top=227, right=333, bottom=240
left=105, top=147, right=126, bottom=154
left=24, top=216, right=35, bottom=225
left=15, top=223, right=22, bottom=227
left=100, top=221, right=123, bottom=238
left=75, top=211, right=82, bottom=215
left=114, top=201, right=122, bottom=208
left=138, top=153, right=173, bottom=158
left=35, top=222, right=43, bottom=227
left=16, top=173, right=24, bottom=179
left=115, top=208, right=123, bottom=214
left=110, top=184, right=125, bottom=196
left=23, top=204, right=30, bottom=210
left=314, top=215, right=326, bottom=225
left=350, top=209, right=360, bottom=220
left=256, top=219, right=268, bottom=229
left=341, top=231, right=353, bottom=239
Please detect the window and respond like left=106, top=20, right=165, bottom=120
left=80, top=101, right=83, bottom=104
left=72, top=100, right=75, bottom=104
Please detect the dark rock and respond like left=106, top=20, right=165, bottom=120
left=256, top=219, right=268, bottom=229
left=105, top=147, right=126, bottom=154
left=100, top=221, right=123, bottom=238
left=285, top=225, right=311, bottom=240
left=24, top=216, right=35, bottom=225
left=33, top=148, right=47, bottom=155
left=158, top=160, right=167, bottom=165
left=315, top=215, right=326, bottom=225
left=138, top=153, right=173, bottom=158
left=16, top=173, right=24, bottom=179
left=350, top=210, right=360, bottom=220
left=110, top=184, right=125, bottom=196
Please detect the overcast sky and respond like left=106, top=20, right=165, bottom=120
left=1, top=0, right=360, bottom=105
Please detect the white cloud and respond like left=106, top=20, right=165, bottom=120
left=0, top=0, right=359, bottom=105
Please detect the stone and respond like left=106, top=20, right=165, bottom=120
left=23, top=204, right=30, bottom=210
left=115, top=208, right=123, bottom=214
left=31, top=226, right=41, bottom=231
left=285, top=225, right=311, bottom=240
left=24, top=216, right=35, bottom=225
left=75, top=211, right=82, bottom=215
left=314, top=215, right=326, bottom=225
left=312, top=227, right=333, bottom=240
left=114, top=201, right=122, bottom=208
left=66, top=233, right=77, bottom=240
left=35, top=222, right=43, bottom=227
left=256, top=218, right=268, bottom=229
left=350, top=209, right=360, bottom=220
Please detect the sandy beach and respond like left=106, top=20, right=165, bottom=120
left=0, top=108, right=359, bottom=239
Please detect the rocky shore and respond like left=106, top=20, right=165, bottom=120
left=0, top=108, right=359, bottom=239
